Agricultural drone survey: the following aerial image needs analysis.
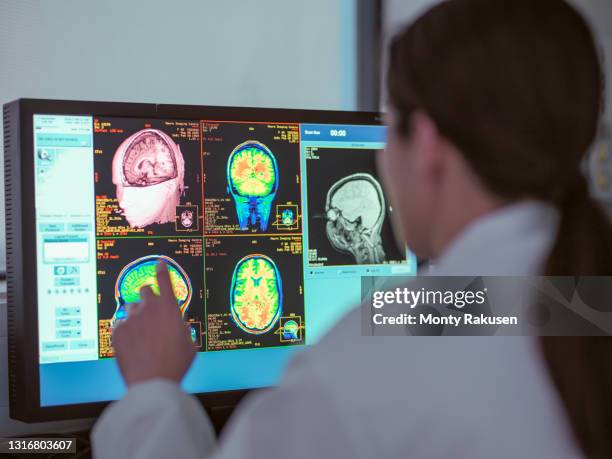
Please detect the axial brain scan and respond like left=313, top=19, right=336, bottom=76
left=227, top=141, right=278, bottom=231
left=112, top=129, right=185, bottom=228
left=325, top=173, right=387, bottom=264
left=230, top=254, right=282, bottom=334
left=112, top=255, right=192, bottom=325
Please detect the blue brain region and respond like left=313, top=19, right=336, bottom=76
left=230, top=254, right=283, bottom=334
left=112, top=255, right=192, bottom=324
left=282, top=319, right=299, bottom=340
left=227, top=141, right=279, bottom=231
left=281, top=209, right=294, bottom=226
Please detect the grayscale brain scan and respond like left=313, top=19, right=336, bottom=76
left=324, top=173, right=386, bottom=264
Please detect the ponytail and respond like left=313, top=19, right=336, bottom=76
left=387, top=0, right=609, bottom=456
left=544, top=179, right=612, bottom=276
left=540, top=180, right=612, bottom=458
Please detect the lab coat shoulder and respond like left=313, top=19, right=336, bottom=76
left=92, top=379, right=216, bottom=459
left=213, top=346, right=364, bottom=459
left=276, top=307, right=581, bottom=458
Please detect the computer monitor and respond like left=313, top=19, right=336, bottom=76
left=4, top=99, right=416, bottom=421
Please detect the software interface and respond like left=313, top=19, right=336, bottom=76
left=33, top=114, right=415, bottom=406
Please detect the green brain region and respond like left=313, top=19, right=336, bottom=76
left=112, top=255, right=192, bottom=323
left=227, top=141, right=279, bottom=231
left=230, top=254, right=282, bottom=334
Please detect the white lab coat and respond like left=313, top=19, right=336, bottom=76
left=92, top=201, right=582, bottom=458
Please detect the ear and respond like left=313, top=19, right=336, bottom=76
left=409, top=111, right=446, bottom=179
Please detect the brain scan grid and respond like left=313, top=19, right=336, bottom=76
left=33, top=110, right=412, bottom=396
left=93, top=117, right=306, bottom=355
left=84, top=117, right=407, bottom=358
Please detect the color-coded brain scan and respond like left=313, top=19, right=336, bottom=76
left=325, top=173, right=386, bottom=264
left=230, top=254, right=282, bottom=334
left=112, top=129, right=185, bottom=228
left=282, top=319, right=299, bottom=341
left=281, top=209, right=295, bottom=226
left=227, top=141, right=278, bottom=231
left=112, top=255, right=192, bottom=325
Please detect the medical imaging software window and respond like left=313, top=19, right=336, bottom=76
left=33, top=114, right=416, bottom=406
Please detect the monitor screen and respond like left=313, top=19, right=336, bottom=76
left=9, top=101, right=415, bottom=416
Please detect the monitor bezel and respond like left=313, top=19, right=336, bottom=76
left=5, top=98, right=383, bottom=422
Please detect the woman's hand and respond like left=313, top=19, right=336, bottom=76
left=112, top=261, right=196, bottom=387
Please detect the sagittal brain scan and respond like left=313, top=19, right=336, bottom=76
left=204, top=235, right=305, bottom=351
left=96, top=237, right=205, bottom=357
left=112, top=255, right=193, bottom=325
left=227, top=141, right=279, bottom=231
left=305, top=147, right=406, bottom=267
left=325, top=173, right=386, bottom=264
left=94, top=118, right=202, bottom=237
left=202, top=121, right=302, bottom=235
left=281, top=319, right=300, bottom=341
left=229, top=254, right=282, bottom=334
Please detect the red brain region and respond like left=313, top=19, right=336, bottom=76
left=123, top=132, right=177, bottom=186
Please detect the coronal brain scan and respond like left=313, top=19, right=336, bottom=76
left=325, top=173, right=386, bottom=264
left=112, top=255, right=192, bottom=324
left=229, top=254, right=283, bottom=334
left=227, top=141, right=279, bottom=231
left=112, top=129, right=185, bottom=228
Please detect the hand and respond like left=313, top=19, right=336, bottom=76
left=112, top=261, right=196, bottom=387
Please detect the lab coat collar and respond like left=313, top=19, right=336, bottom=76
left=426, top=200, right=560, bottom=276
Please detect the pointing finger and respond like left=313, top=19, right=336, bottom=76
left=140, top=284, right=155, bottom=302
left=156, top=261, right=177, bottom=305
left=126, top=302, right=143, bottom=318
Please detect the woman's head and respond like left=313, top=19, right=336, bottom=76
left=381, top=0, right=604, bottom=260
left=383, top=1, right=612, bottom=456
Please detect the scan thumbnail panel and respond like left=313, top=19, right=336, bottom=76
left=204, top=235, right=305, bottom=351
left=96, top=237, right=205, bottom=358
left=94, top=117, right=202, bottom=237
left=202, top=121, right=302, bottom=235
left=305, top=147, right=406, bottom=267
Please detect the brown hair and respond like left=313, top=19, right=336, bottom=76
left=387, top=0, right=612, bottom=456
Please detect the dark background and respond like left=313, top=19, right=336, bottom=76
left=305, top=147, right=405, bottom=266
left=96, top=236, right=205, bottom=345
left=202, top=121, right=302, bottom=235
left=204, top=235, right=305, bottom=350
left=93, top=117, right=203, bottom=237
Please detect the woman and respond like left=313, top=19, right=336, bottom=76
left=93, top=0, right=611, bottom=457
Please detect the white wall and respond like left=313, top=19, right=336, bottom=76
left=0, top=0, right=356, bottom=435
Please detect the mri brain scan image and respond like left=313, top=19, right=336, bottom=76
left=180, top=210, right=194, bottom=228
left=112, top=255, right=192, bottom=325
left=325, top=173, right=387, bottom=264
left=282, top=319, right=300, bottom=341
left=112, top=129, right=185, bottom=228
left=230, top=254, right=282, bottom=334
left=227, top=141, right=278, bottom=231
